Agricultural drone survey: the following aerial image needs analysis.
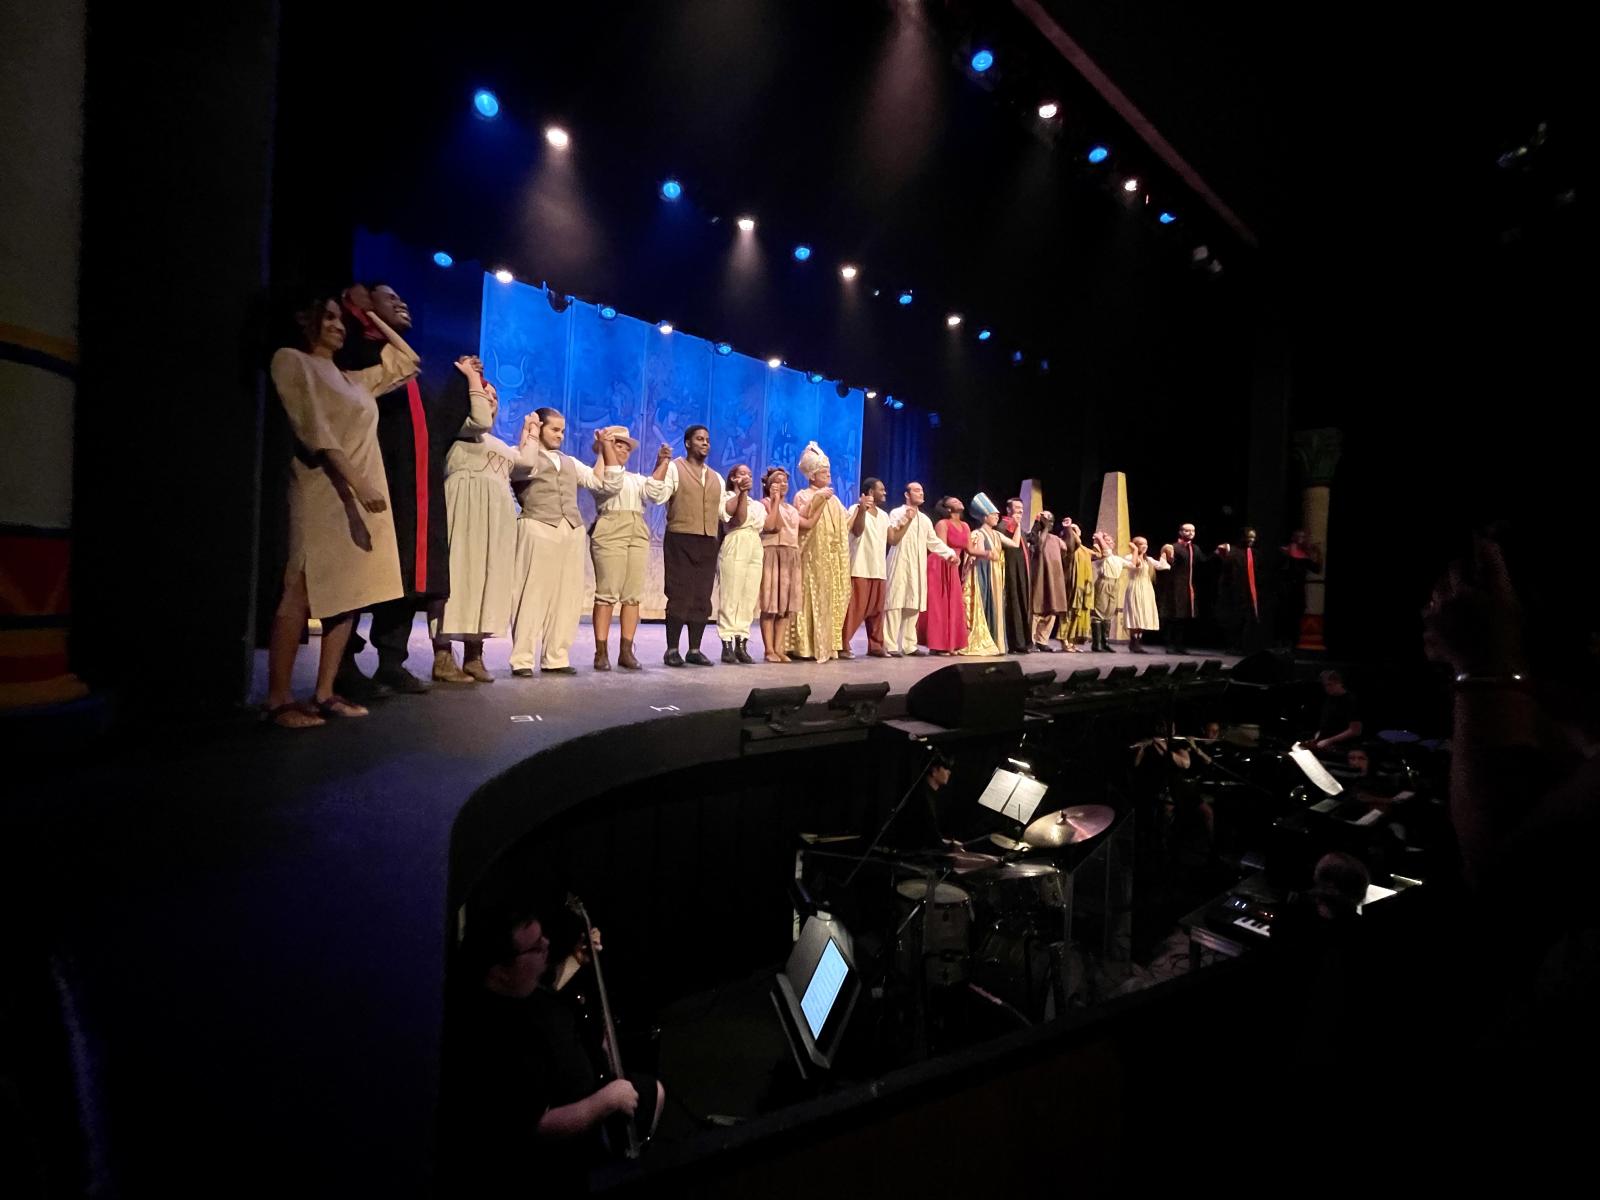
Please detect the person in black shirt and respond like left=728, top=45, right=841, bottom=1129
left=888, top=752, right=959, bottom=849
left=438, top=904, right=662, bottom=1195
left=1303, top=669, right=1363, bottom=756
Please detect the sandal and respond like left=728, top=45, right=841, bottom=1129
left=315, top=694, right=369, bottom=719
left=264, top=702, right=324, bottom=730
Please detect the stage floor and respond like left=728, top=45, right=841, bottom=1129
left=15, top=622, right=1235, bottom=1194
left=259, top=618, right=1227, bottom=758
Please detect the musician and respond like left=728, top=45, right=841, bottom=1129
left=1302, top=670, right=1363, bottom=755
left=440, top=903, right=663, bottom=1193
left=888, top=751, right=959, bottom=849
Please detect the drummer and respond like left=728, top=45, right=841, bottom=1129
left=887, top=750, right=962, bottom=849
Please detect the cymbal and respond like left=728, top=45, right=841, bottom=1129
left=971, top=860, right=1058, bottom=881
left=987, top=833, right=1027, bottom=852
left=1022, top=805, right=1116, bottom=848
left=935, top=849, right=1003, bottom=874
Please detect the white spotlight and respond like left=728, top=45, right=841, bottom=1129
left=840, top=264, right=858, bottom=280
left=657, top=321, right=674, bottom=335
left=545, top=126, right=570, bottom=149
left=1123, top=177, right=1139, bottom=192
left=865, top=390, right=877, bottom=400
left=1037, top=102, right=1059, bottom=120
left=737, top=216, right=756, bottom=232
left=494, top=269, right=514, bottom=284
left=946, top=314, right=963, bottom=328
left=766, top=356, right=782, bottom=369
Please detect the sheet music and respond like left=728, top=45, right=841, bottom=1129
left=1288, top=747, right=1345, bottom=796
left=978, top=769, right=1022, bottom=814
left=977, top=769, right=1047, bottom=825
left=1007, top=776, right=1048, bottom=824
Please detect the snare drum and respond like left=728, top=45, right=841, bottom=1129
left=895, top=877, right=973, bottom=987
left=969, top=861, right=1065, bottom=930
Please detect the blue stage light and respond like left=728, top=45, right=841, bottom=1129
left=1159, top=211, right=1177, bottom=225
left=1012, top=351, right=1024, bottom=365
left=1087, top=145, right=1109, bottom=164
left=660, top=178, right=682, bottom=201
left=715, top=342, right=733, bottom=356
left=892, top=399, right=905, bottom=410
left=473, top=89, right=500, bottom=119
left=883, top=394, right=894, bottom=407
left=1040, top=359, right=1051, bottom=372
left=432, top=251, right=454, bottom=268
left=897, top=291, right=913, bottom=306
left=929, top=412, right=941, bottom=428
left=598, top=305, right=617, bottom=320
left=793, top=244, right=812, bottom=262
left=807, top=371, right=824, bottom=384
left=977, top=329, right=992, bottom=341
left=971, top=49, right=994, bottom=73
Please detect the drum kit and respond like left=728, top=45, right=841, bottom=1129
left=889, top=804, right=1117, bottom=994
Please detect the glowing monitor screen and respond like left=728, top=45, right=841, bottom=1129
left=800, top=938, right=849, bottom=1039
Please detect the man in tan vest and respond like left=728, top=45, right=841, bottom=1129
left=645, top=424, right=726, bottom=666
left=508, top=408, right=623, bottom=675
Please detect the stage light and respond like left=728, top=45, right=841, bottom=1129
left=840, top=264, right=858, bottom=280
left=545, top=126, right=570, bottom=149
left=715, top=342, right=733, bottom=355
left=432, top=251, right=454, bottom=268
left=971, top=49, right=994, bottom=73
left=473, top=89, right=500, bottom=119
left=1159, top=211, right=1177, bottom=225
left=598, top=305, right=617, bottom=320
left=897, top=291, right=913, bottom=306
left=835, top=382, right=850, bottom=399
left=977, top=329, right=992, bottom=341
left=1040, top=359, right=1051, bottom=372
left=767, top=356, right=782, bottom=369
left=1011, top=350, right=1024, bottom=364
left=807, top=371, right=825, bottom=384
left=494, top=269, right=514, bottom=284
left=882, top=394, right=894, bottom=407
left=946, top=314, right=963, bottom=328
left=657, top=321, right=674, bottom=335
left=660, top=178, right=683, bottom=200
left=891, top=399, right=905, bottom=410
left=1087, top=145, right=1110, bottom=164
left=1123, top=177, right=1139, bottom=192
left=928, top=412, right=941, bottom=428
left=793, top=244, right=812, bottom=262
left=737, top=216, right=756, bottom=232
left=865, top=390, right=877, bottom=399
left=1038, top=102, right=1059, bottom=119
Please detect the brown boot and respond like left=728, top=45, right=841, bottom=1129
left=617, top=638, right=642, bottom=670
left=432, top=648, right=473, bottom=683
left=593, top=638, right=612, bottom=672
left=461, top=657, right=494, bottom=682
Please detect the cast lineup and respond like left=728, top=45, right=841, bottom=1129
left=263, top=282, right=1320, bottom=724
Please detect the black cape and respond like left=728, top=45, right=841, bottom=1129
left=336, top=324, right=470, bottom=599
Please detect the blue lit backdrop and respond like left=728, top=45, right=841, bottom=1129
left=479, top=273, right=864, bottom=612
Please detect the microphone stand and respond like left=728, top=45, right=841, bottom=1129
left=843, top=747, right=937, bottom=887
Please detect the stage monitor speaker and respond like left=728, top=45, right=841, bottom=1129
left=1231, top=648, right=1294, bottom=685
left=906, top=661, right=1026, bottom=732
left=1138, top=663, right=1172, bottom=682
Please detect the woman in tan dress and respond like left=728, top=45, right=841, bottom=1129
left=758, top=466, right=802, bottom=663
left=788, top=441, right=850, bottom=662
left=265, top=295, right=419, bottom=727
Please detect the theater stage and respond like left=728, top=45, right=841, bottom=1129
left=10, top=622, right=1235, bottom=1196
